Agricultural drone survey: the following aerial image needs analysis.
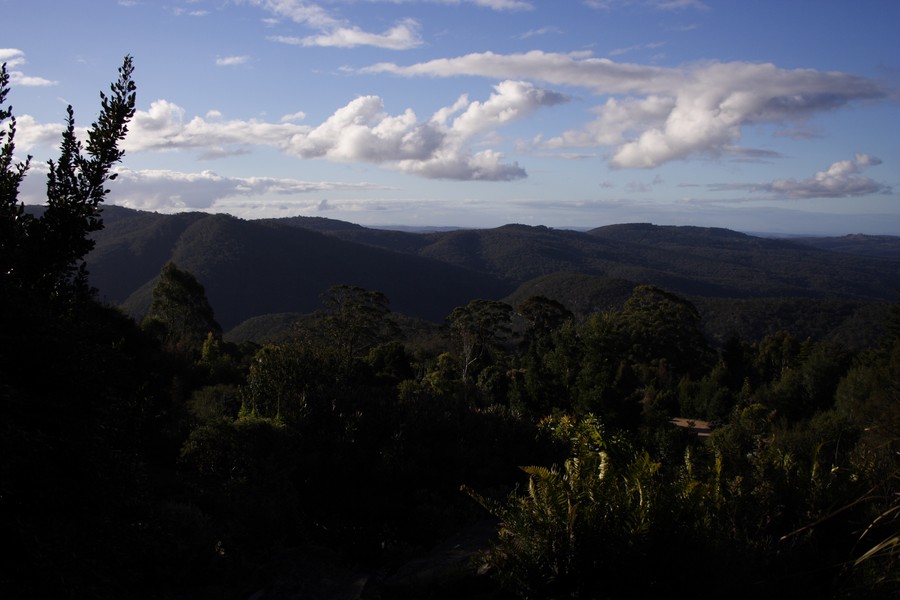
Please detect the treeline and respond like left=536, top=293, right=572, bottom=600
left=7, top=261, right=899, bottom=597
left=2, top=58, right=897, bottom=599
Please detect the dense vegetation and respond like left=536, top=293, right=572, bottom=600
left=77, top=204, right=900, bottom=346
left=3, top=59, right=898, bottom=599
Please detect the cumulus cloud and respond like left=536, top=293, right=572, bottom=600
left=710, top=154, right=891, bottom=199
left=545, top=95, right=675, bottom=149
left=122, top=99, right=309, bottom=155
left=286, top=80, right=568, bottom=179
left=14, top=80, right=565, bottom=181
left=281, top=110, right=307, bottom=123
left=9, top=114, right=63, bottom=150
left=106, top=167, right=385, bottom=211
left=362, top=51, right=886, bottom=168
left=0, top=48, right=26, bottom=68
left=0, top=49, right=56, bottom=87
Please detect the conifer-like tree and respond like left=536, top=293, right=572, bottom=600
left=0, top=56, right=136, bottom=304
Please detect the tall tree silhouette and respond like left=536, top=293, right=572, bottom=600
left=0, top=56, right=136, bottom=305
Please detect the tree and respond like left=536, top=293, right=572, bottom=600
left=142, top=262, right=222, bottom=358
left=514, top=296, right=575, bottom=414
left=0, top=56, right=136, bottom=304
left=517, top=295, right=573, bottom=348
left=446, top=299, right=513, bottom=398
left=0, top=57, right=218, bottom=598
left=317, top=284, right=398, bottom=365
left=0, top=63, right=32, bottom=288
left=617, top=285, right=712, bottom=379
left=242, top=343, right=317, bottom=422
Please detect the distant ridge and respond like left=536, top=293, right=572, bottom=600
left=790, top=234, right=900, bottom=261
left=31, top=205, right=895, bottom=344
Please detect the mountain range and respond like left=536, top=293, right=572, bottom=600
left=77, top=205, right=899, bottom=346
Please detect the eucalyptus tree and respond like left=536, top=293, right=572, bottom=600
left=446, top=299, right=513, bottom=397
left=142, top=262, right=222, bottom=358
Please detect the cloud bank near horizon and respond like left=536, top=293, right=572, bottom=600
left=709, top=154, right=891, bottom=199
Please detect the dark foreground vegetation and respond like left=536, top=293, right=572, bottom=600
left=2, top=59, right=898, bottom=599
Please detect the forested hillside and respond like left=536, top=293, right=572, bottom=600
left=4, top=62, right=898, bottom=599
left=88, top=206, right=512, bottom=327
left=81, top=206, right=899, bottom=347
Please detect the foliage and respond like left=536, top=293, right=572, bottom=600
left=82, top=207, right=896, bottom=344
left=3, top=62, right=897, bottom=598
left=446, top=299, right=514, bottom=397
left=142, top=261, right=222, bottom=358
left=468, top=408, right=890, bottom=599
left=466, top=415, right=668, bottom=598
left=1, top=57, right=154, bottom=599
left=241, top=342, right=326, bottom=423
left=1, top=56, right=135, bottom=304
left=316, top=284, right=400, bottom=364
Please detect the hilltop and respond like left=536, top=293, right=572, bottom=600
left=76, top=206, right=899, bottom=345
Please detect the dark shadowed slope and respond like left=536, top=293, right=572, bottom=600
left=281, top=217, right=900, bottom=301
left=89, top=209, right=512, bottom=329
left=82, top=208, right=899, bottom=339
left=791, top=234, right=900, bottom=260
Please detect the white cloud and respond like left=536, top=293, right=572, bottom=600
left=413, top=0, right=533, bottom=9
left=710, top=154, right=891, bottom=199
left=15, top=80, right=565, bottom=181
left=281, top=110, right=307, bottom=122
left=0, top=48, right=26, bottom=68
left=106, top=167, right=385, bottom=211
left=361, top=50, right=680, bottom=94
left=362, top=51, right=885, bottom=168
left=271, top=19, right=422, bottom=50
left=173, top=8, right=209, bottom=16
left=518, top=26, right=562, bottom=39
left=243, top=1, right=423, bottom=49
left=8, top=114, right=63, bottom=150
left=655, top=0, right=707, bottom=10
left=122, top=99, right=309, bottom=155
left=0, top=48, right=56, bottom=87
left=238, top=0, right=339, bottom=29
left=216, top=55, right=251, bottom=66
left=465, top=0, right=534, bottom=10
left=245, top=0, right=531, bottom=50
left=608, top=41, right=665, bottom=57
left=586, top=0, right=707, bottom=10
left=545, top=95, right=674, bottom=148
left=285, top=80, right=567, bottom=179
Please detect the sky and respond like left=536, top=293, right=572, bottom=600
left=3, top=0, right=899, bottom=234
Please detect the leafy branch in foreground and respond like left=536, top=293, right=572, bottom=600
left=0, top=55, right=136, bottom=303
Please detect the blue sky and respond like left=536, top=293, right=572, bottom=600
left=4, top=0, right=899, bottom=234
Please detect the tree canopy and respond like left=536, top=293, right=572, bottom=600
left=0, top=56, right=135, bottom=305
